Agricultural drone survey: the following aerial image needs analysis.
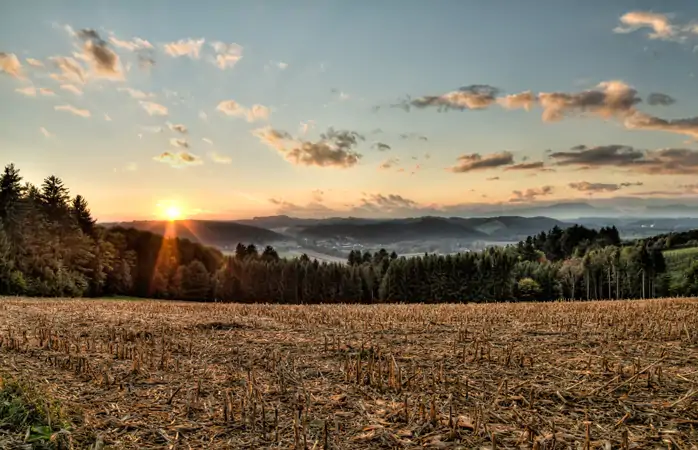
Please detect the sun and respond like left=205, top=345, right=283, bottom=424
left=164, top=204, right=182, bottom=221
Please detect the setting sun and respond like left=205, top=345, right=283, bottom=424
left=165, top=205, right=182, bottom=221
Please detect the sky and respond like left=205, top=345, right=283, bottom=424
left=1, top=0, right=698, bottom=221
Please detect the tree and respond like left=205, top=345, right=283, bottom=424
left=181, top=260, right=211, bottom=300
left=262, top=245, right=279, bottom=262
left=71, top=195, right=96, bottom=235
left=39, top=175, right=70, bottom=224
left=516, top=277, right=542, bottom=300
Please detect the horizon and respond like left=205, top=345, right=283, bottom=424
left=2, top=1, right=698, bottom=222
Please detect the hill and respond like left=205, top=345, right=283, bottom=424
left=103, top=220, right=290, bottom=247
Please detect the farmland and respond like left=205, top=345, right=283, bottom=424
left=1, top=298, right=698, bottom=449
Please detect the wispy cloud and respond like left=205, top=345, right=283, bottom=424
left=0, top=52, right=22, bottom=78
left=166, top=122, right=188, bottom=134
left=217, top=99, right=270, bottom=122
left=613, top=11, right=697, bottom=42
left=60, top=84, right=82, bottom=95
left=202, top=138, right=213, bottom=145
left=50, top=56, right=86, bottom=84
left=164, top=38, right=205, bottom=59
left=25, top=58, right=44, bottom=68
left=39, top=127, right=53, bottom=138
left=118, top=87, right=153, bottom=99
left=210, top=41, right=243, bottom=69
left=379, top=157, right=400, bottom=170
left=109, top=35, right=153, bottom=51
left=568, top=181, right=643, bottom=193
left=550, top=144, right=698, bottom=175
left=209, top=151, right=232, bottom=164
left=169, top=138, right=189, bottom=148
left=372, top=142, right=391, bottom=151
left=54, top=104, right=91, bottom=118
left=393, top=84, right=500, bottom=112
left=449, top=152, right=514, bottom=173
left=139, top=100, right=168, bottom=116
left=153, top=151, right=202, bottom=168
left=510, top=186, right=554, bottom=203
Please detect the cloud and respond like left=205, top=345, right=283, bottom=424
left=104, top=113, right=112, bottom=121
left=379, top=157, right=400, bottom=170
left=253, top=126, right=364, bottom=168
left=647, top=93, right=676, bottom=106
left=397, top=84, right=500, bottom=112
left=60, top=84, right=82, bottom=95
left=109, top=35, right=152, bottom=51
left=164, top=38, right=205, bottom=58
left=202, top=138, right=213, bottom=145
left=498, top=91, right=537, bottom=111
left=15, top=86, right=37, bottom=97
left=40, top=127, right=53, bottom=138
left=550, top=144, right=698, bottom=175
left=199, top=110, right=208, bottom=121
left=216, top=100, right=270, bottom=122
left=568, top=181, right=643, bottom=193
left=54, top=104, right=91, bottom=118
left=504, top=161, right=551, bottom=171
left=399, top=133, right=428, bottom=141
left=209, top=41, right=243, bottom=69
left=25, top=58, right=44, bottom=68
left=510, top=186, right=554, bottom=203
left=167, top=122, right=188, bottom=134
left=39, top=88, right=55, bottom=96
left=277, top=61, right=288, bottom=70
left=209, top=151, right=232, bottom=164
left=118, top=87, right=153, bottom=99
left=613, top=11, right=679, bottom=41
left=538, top=80, right=642, bottom=122
left=487, top=177, right=500, bottom=181
left=0, top=52, right=22, bottom=78
left=153, top=151, right=202, bottom=168
left=169, top=138, right=189, bottom=148
left=299, top=120, right=316, bottom=136
left=50, top=56, right=86, bottom=84
left=77, top=29, right=124, bottom=80
left=373, top=142, right=391, bottom=151
left=449, top=151, right=514, bottom=173
left=624, top=111, right=698, bottom=139
left=139, top=100, right=168, bottom=116
left=269, top=198, right=336, bottom=217
left=354, top=193, right=419, bottom=214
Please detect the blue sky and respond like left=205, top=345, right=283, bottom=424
left=1, top=0, right=698, bottom=220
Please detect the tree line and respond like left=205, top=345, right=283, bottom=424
left=1, top=163, right=697, bottom=303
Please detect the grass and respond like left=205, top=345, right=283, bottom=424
left=1, top=296, right=697, bottom=448
left=0, top=374, right=74, bottom=449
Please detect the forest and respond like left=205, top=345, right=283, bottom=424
left=1, top=163, right=697, bottom=303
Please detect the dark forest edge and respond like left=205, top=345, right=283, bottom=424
left=1, top=163, right=697, bottom=303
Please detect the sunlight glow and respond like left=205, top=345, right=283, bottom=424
left=165, top=205, right=182, bottom=221
left=157, top=200, right=185, bottom=221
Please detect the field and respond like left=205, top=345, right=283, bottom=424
left=1, top=298, right=698, bottom=449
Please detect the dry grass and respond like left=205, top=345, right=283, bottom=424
left=1, top=297, right=697, bottom=449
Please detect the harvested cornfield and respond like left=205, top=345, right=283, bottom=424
left=1, top=297, right=697, bottom=449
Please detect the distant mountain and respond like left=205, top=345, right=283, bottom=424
left=103, top=220, right=290, bottom=247
left=296, top=216, right=487, bottom=243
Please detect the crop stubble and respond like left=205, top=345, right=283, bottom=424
left=0, top=297, right=697, bottom=449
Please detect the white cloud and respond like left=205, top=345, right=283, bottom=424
left=169, top=138, right=189, bottom=148
left=104, top=113, right=112, bottom=121
left=109, top=35, right=153, bottom=51
left=199, top=110, right=208, bottom=121
left=40, top=127, right=53, bottom=138
left=614, top=11, right=677, bottom=40
left=166, top=122, right=188, bottom=134
left=25, top=58, right=44, bottom=68
left=277, top=61, right=288, bottom=70
left=39, top=88, right=55, bottom=96
left=202, top=138, right=213, bottom=145
left=54, top=104, right=91, bottom=118
left=139, top=100, right=168, bottom=116
left=118, top=87, right=153, bottom=99
left=216, top=99, right=270, bottom=122
left=153, top=151, right=203, bottom=168
left=60, top=84, right=83, bottom=95
left=210, top=41, right=243, bottom=69
left=299, top=120, right=316, bottom=136
left=50, top=56, right=87, bottom=84
left=0, top=53, right=22, bottom=78
left=209, top=151, right=232, bottom=164
left=164, top=38, right=205, bottom=58
left=15, top=86, right=37, bottom=97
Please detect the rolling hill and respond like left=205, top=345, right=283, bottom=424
left=103, top=220, right=290, bottom=247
